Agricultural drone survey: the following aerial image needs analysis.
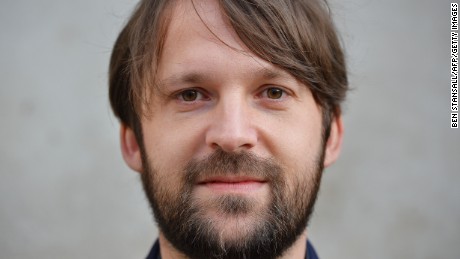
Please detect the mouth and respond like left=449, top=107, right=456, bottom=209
left=197, top=176, right=267, bottom=193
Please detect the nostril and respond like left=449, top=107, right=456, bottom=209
left=208, top=135, right=256, bottom=153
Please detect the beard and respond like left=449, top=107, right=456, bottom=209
left=140, top=148, right=324, bottom=259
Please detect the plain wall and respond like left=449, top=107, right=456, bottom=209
left=0, top=0, right=458, bottom=258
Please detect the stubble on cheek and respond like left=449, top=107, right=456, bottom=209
left=140, top=147, right=324, bottom=259
left=142, top=149, right=284, bottom=240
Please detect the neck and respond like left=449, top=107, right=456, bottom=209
left=158, top=230, right=308, bottom=259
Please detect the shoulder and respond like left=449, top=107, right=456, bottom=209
left=306, top=240, right=319, bottom=259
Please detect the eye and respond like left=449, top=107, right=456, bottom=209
left=178, top=89, right=202, bottom=102
left=265, top=87, right=284, bottom=99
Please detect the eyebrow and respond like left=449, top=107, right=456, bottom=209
left=158, top=73, right=209, bottom=90
left=157, top=66, right=293, bottom=90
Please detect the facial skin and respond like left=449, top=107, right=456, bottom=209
left=120, top=0, right=343, bottom=258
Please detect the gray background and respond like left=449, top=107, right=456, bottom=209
left=1, top=0, right=458, bottom=258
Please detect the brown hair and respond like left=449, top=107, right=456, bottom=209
left=109, top=0, right=348, bottom=141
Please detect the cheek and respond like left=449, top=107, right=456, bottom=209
left=141, top=117, right=205, bottom=178
left=260, top=106, right=323, bottom=170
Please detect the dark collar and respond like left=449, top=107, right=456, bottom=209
left=146, top=239, right=319, bottom=259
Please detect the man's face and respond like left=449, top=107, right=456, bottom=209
left=125, top=0, right=340, bottom=258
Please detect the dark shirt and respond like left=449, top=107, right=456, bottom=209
left=146, top=239, right=319, bottom=259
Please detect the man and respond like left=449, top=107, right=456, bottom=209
left=109, top=0, right=348, bottom=258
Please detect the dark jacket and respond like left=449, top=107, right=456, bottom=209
left=146, top=239, right=319, bottom=259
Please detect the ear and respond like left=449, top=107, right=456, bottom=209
left=323, top=115, right=344, bottom=168
left=120, top=124, right=143, bottom=173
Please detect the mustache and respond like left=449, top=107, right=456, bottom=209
left=183, top=149, right=283, bottom=184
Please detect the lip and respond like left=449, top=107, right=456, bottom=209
left=197, top=176, right=267, bottom=192
left=198, top=176, right=266, bottom=184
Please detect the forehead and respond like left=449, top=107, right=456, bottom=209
left=157, top=0, right=295, bottom=86
left=167, top=0, right=240, bottom=50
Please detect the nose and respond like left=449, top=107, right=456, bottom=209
left=205, top=96, right=258, bottom=153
